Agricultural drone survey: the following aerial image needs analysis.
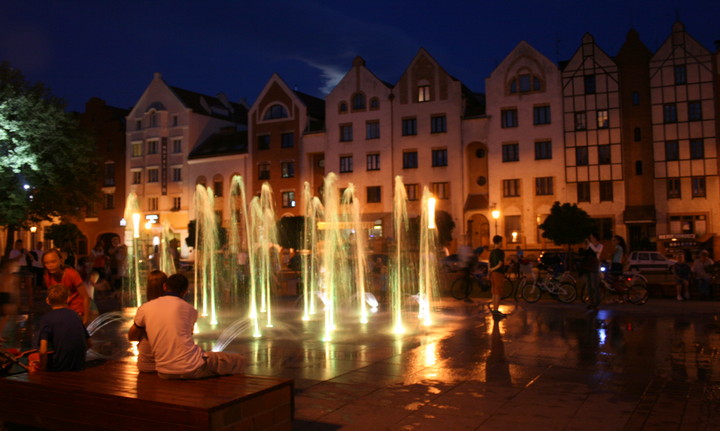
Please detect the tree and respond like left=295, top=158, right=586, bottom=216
left=539, top=202, right=595, bottom=250
left=277, top=216, right=304, bottom=250
left=44, top=222, right=83, bottom=250
left=0, top=62, right=100, bottom=256
left=408, top=209, right=456, bottom=249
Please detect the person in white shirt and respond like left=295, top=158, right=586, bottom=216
left=128, top=273, right=245, bottom=379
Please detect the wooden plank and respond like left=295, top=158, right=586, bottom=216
left=0, top=360, right=294, bottom=431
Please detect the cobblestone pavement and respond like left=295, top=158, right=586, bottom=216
left=3, top=289, right=720, bottom=430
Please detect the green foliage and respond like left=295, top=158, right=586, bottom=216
left=408, top=209, right=456, bottom=248
left=44, top=222, right=83, bottom=248
left=185, top=219, right=227, bottom=249
left=277, top=216, right=304, bottom=250
left=539, top=202, right=595, bottom=248
left=0, top=61, right=101, bottom=229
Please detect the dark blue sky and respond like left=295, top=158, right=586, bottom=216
left=1, top=0, right=718, bottom=112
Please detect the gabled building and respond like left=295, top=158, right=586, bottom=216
left=561, top=34, right=625, bottom=254
left=649, top=22, right=719, bottom=254
left=486, top=41, right=564, bottom=250
left=126, top=73, right=247, bottom=256
left=248, top=74, right=325, bottom=217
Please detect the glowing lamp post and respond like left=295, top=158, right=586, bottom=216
left=491, top=209, right=500, bottom=236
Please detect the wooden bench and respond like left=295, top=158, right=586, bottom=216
left=0, top=360, right=293, bottom=431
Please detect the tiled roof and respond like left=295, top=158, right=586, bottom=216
left=293, top=90, right=325, bottom=132
left=188, top=129, right=248, bottom=160
left=462, top=85, right=486, bottom=117
left=169, top=86, right=248, bottom=124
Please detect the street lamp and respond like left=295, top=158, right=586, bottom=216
left=491, top=209, right=500, bottom=236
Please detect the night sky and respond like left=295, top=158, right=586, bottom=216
left=1, top=0, right=718, bottom=113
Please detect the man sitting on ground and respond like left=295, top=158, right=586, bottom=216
left=128, top=273, right=245, bottom=379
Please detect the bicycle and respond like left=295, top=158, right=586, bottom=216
left=501, top=271, right=527, bottom=301
left=451, top=268, right=513, bottom=300
left=521, top=266, right=577, bottom=303
left=581, top=269, right=648, bottom=305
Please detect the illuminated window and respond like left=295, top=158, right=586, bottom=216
left=431, top=182, right=449, bottom=199
left=597, top=110, right=609, bottom=129
left=417, top=85, right=430, bottom=102
left=282, top=191, right=296, bottom=208
left=281, top=161, right=295, bottom=178
left=132, top=142, right=143, bottom=157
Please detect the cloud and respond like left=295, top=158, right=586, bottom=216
left=295, top=58, right=348, bottom=94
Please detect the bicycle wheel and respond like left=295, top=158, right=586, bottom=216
left=521, top=281, right=542, bottom=303
left=501, top=276, right=515, bottom=300
left=451, top=277, right=472, bottom=300
left=626, top=279, right=648, bottom=305
left=554, top=282, right=577, bottom=303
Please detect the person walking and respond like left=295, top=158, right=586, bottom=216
left=488, top=235, right=506, bottom=319
left=582, top=234, right=602, bottom=311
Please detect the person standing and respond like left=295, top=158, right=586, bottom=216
left=691, top=250, right=714, bottom=299
left=29, top=241, right=45, bottom=287
left=108, top=236, right=128, bottom=291
left=90, top=240, right=108, bottom=280
left=582, top=234, right=602, bottom=310
left=8, top=240, right=27, bottom=270
left=672, top=252, right=691, bottom=301
left=42, top=249, right=90, bottom=325
left=488, top=235, right=506, bottom=319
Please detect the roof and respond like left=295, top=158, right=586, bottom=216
left=169, top=86, right=248, bottom=124
left=462, top=86, right=486, bottom=117
left=294, top=90, right=325, bottom=132
left=188, top=128, right=248, bottom=160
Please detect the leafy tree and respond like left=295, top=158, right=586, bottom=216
left=44, top=222, right=83, bottom=249
left=277, top=216, right=304, bottom=250
left=539, top=202, right=595, bottom=251
left=0, top=61, right=100, bottom=256
left=408, top=209, right=456, bottom=249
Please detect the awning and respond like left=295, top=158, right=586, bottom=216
left=464, top=194, right=489, bottom=211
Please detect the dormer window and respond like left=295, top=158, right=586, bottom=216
left=509, top=70, right=544, bottom=94
left=351, top=93, right=366, bottom=110
left=263, top=104, right=288, bottom=120
left=417, top=85, right=431, bottom=102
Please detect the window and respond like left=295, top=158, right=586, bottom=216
left=503, top=179, right=520, bottom=197
left=340, top=124, right=353, bottom=142
left=264, top=104, right=288, bottom=120
left=352, top=92, right=366, bottom=110
left=403, top=151, right=418, bottom=169
left=535, top=141, right=552, bottom=160
left=634, top=128, right=641, bottom=142
left=172, top=115, right=178, bottom=126
left=599, top=181, right=613, bottom=202
left=501, top=109, right=518, bottom=128
left=690, top=140, right=704, bottom=159
left=366, top=121, right=380, bottom=139
left=369, top=97, right=379, bottom=110
left=135, top=120, right=142, bottom=131
left=104, top=163, right=115, bottom=187
left=281, top=133, right=294, bottom=148
left=172, top=139, right=182, bottom=153
left=148, top=197, right=158, bottom=211
left=576, top=147, right=588, bottom=166
left=535, top=177, right=553, bottom=196
left=577, top=182, right=590, bottom=202
left=366, top=153, right=380, bottom=171
left=593, top=217, right=614, bottom=240
left=667, top=178, right=681, bottom=199
left=146, top=140, right=159, bottom=155
left=103, top=193, right=114, bottom=210
left=172, top=167, right=182, bottom=182
left=214, top=181, right=223, bottom=197
left=598, top=145, right=611, bottom=165
left=431, top=149, right=447, bottom=167
left=688, top=101, right=702, bottom=121
left=147, top=168, right=159, bottom=183
left=431, top=182, right=449, bottom=199
left=584, top=75, right=596, bottom=94
left=282, top=191, right=296, bottom=208
left=367, top=186, right=381, bottom=203
left=258, top=163, right=270, bottom=180
left=150, top=112, right=158, bottom=128
left=431, top=115, right=447, bottom=133
left=417, top=85, right=430, bottom=102
left=281, top=161, right=295, bottom=178
left=339, top=156, right=353, bottom=173
left=502, top=143, right=519, bottom=162
left=339, top=102, right=348, bottom=113
left=596, top=110, right=609, bottom=129
left=132, top=141, right=142, bottom=157
left=574, top=112, right=587, bottom=131
left=257, top=135, right=270, bottom=150
left=674, top=65, right=687, bottom=85
left=172, top=197, right=181, bottom=211
left=692, top=177, right=706, bottom=197
left=665, top=141, right=679, bottom=161
left=632, top=92, right=640, bottom=105
left=132, top=170, right=142, bottom=185
left=405, top=184, right=419, bottom=201
left=519, top=74, right=531, bottom=92
left=533, top=105, right=551, bottom=125
left=664, top=104, right=677, bottom=123
left=402, top=118, right=417, bottom=136
left=505, top=215, right=521, bottom=243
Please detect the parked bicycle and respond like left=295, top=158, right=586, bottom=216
left=521, top=266, right=577, bottom=303
left=581, top=266, right=648, bottom=305
left=451, top=268, right=514, bottom=301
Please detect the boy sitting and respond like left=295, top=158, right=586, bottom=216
left=36, top=284, right=91, bottom=371
left=128, top=273, right=245, bottom=379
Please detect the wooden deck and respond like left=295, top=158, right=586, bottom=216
left=0, top=360, right=293, bottom=431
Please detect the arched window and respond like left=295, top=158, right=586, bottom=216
left=351, top=92, right=366, bottom=110
left=263, top=104, right=288, bottom=120
left=213, top=175, right=223, bottom=197
left=508, top=70, right=543, bottom=94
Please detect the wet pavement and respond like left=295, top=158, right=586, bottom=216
left=4, top=291, right=720, bottom=430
